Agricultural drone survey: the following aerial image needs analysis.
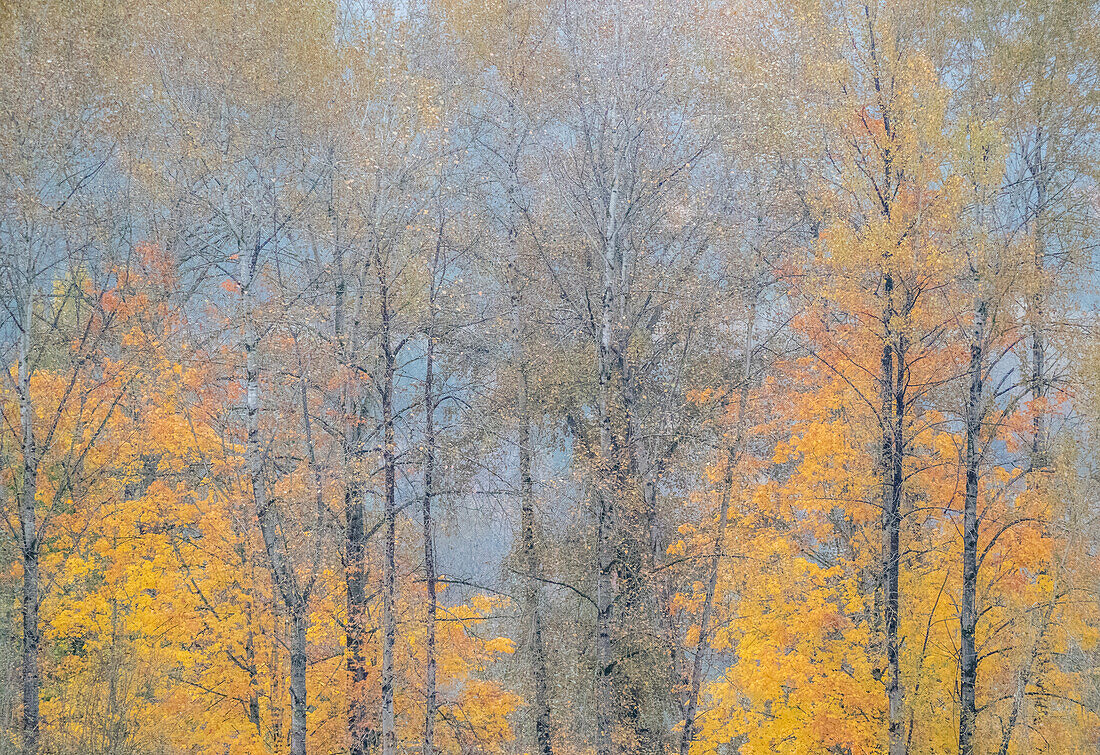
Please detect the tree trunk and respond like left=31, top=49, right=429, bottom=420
left=18, top=289, right=40, bottom=755
left=246, top=601, right=262, bottom=735
left=241, top=255, right=307, bottom=755
left=593, top=112, right=624, bottom=755
left=422, top=306, right=438, bottom=755
left=271, top=598, right=284, bottom=753
left=595, top=484, right=615, bottom=755
left=886, top=348, right=905, bottom=755
left=289, top=605, right=309, bottom=755
left=511, top=268, right=554, bottom=755
left=959, top=298, right=986, bottom=755
left=346, top=470, right=373, bottom=752
left=1027, top=130, right=1047, bottom=468
left=336, top=239, right=376, bottom=755
left=881, top=274, right=905, bottom=755
left=345, top=477, right=373, bottom=753
left=501, top=96, right=556, bottom=755
left=379, top=263, right=398, bottom=755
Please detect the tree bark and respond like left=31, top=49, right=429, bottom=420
left=242, top=255, right=308, bottom=755
left=881, top=273, right=905, bottom=755
left=270, top=584, right=284, bottom=752
left=289, top=605, right=309, bottom=755
left=594, top=484, right=615, bottom=755
left=500, top=93, right=556, bottom=755
left=594, top=124, right=622, bottom=755
left=959, top=298, right=987, bottom=755
left=18, top=288, right=40, bottom=755
left=422, top=292, right=438, bottom=755
left=511, top=265, right=555, bottom=755
left=246, top=600, right=262, bottom=735
left=336, top=237, right=377, bottom=755
left=378, top=261, right=398, bottom=755
left=346, top=476, right=373, bottom=754
left=1026, top=129, right=1048, bottom=468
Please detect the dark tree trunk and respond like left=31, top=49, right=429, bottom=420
left=289, top=605, right=309, bottom=755
left=346, top=475, right=373, bottom=754
left=246, top=602, right=262, bottom=735
left=17, top=290, right=40, bottom=755
left=1027, top=129, right=1048, bottom=468
left=881, top=273, right=905, bottom=755
left=19, top=413, right=39, bottom=755
left=336, top=239, right=377, bottom=755
left=271, top=589, right=284, bottom=751
left=346, top=484, right=374, bottom=753
left=594, top=287, right=616, bottom=755
left=594, top=483, right=615, bottom=755
left=378, top=262, right=398, bottom=755
left=19, top=480, right=39, bottom=755
left=593, top=125, right=623, bottom=755
left=511, top=269, right=554, bottom=755
left=886, top=347, right=905, bottom=755
left=422, top=308, right=438, bottom=755
left=996, top=123, right=1054, bottom=755
left=959, top=298, right=986, bottom=755
left=241, top=256, right=308, bottom=755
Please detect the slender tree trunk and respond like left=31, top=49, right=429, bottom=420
left=271, top=596, right=285, bottom=753
left=595, top=482, right=615, bottom=755
left=232, top=525, right=265, bottom=740
left=652, top=476, right=686, bottom=744
left=107, top=591, right=122, bottom=754
left=995, top=128, right=1053, bottom=755
left=519, top=403, right=554, bottom=755
left=679, top=312, right=754, bottom=755
left=1029, top=295, right=1044, bottom=463
left=994, top=121, right=1051, bottom=755
left=881, top=274, right=905, bottom=755
left=18, top=289, right=40, bottom=755
left=678, top=462, right=732, bottom=754
left=335, top=240, right=376, bottom=755
left=246, top=601, right=262, bottom=735
left=241, top=256, right=307, bottom=755
left=959, top=298, right=987, bottom=755
left=379, top=264, right=398, bottom=755
left=345, top=477, right=373, bottom=754
left=594, top=116, right=623, bottom=755
left=1027, top=131, right=1047, bottom=468
left=887, top=346, right=905, bottom=755
left=294, top=346, right=329, bottom=755
left=861, top=15, right=907, bottom=748
left=511, top=267, right=554, bottom=755
left=500, top=95, right=556, bottom=755
left=18, top=471, right=38, bottom=751
left=422, top=307, right=438, bottom=755
left=289, top=605, right=309, bottom=755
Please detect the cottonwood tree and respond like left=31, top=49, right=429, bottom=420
left=528, top=2, right=753, bottom=750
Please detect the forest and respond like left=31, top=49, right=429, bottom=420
left=0, top=0, right=1098, bottom=754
